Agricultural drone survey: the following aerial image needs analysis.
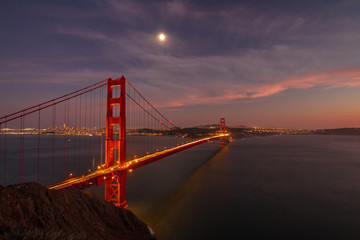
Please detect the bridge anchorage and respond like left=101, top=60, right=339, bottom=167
left=0, top=75, right=230, bottom=209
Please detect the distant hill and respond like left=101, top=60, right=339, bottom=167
left=314, top=128, right=360, bottom=135
left=194, top=124, right=219, bottom=129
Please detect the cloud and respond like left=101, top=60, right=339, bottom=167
left=43, top=16, right=360, bottom=108
left=2, top=0, right=360, bottom=114
left=56, top=27, right=113, bottom=43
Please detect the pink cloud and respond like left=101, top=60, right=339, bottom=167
left=155, top=67, right=360, bottom=108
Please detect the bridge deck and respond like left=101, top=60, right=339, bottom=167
left=48, top=134, right=229, bottom=190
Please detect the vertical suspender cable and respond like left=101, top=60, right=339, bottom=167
left=92, top=89, right=95, bottom=170
left=63, top=101, right=66, bottom=178
left=89, top=91, right=91, bottom=170
left=100, top=86, right=103, bottom=166
left=133, top=89, right=135, bottom=158
left=22, top=115, right=25, bottom=182
left=67, top=100, right=70, bottom=176
left=92, top=90, right=95, bottom=171
left=19, top=118, right=22, bottom=183
left=19, top=115, right=24, bottom=183
left=75, top=94, right=78, bottom=175
left=147, top=105, right=149, bottom=154
left=85, top=92, right=87, bottom=169
left=0, top=124, right=1, bottom=184
left=51, top=104, right=56, bottom=184
left=132, top=87, right=135, bottom=158
left=99, top=86, right=102, bottom=166
left=131, top=87, right=133, bottom=158
left=79, top=95, right=82, bottom=172
left=37, top=107, right=40, bottom=183
left=4, top=120, right=6, bottom=186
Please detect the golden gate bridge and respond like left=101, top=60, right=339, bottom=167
left=0, top=76, right=230, bottom=208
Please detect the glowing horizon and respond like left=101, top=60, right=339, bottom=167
left=1, top=1, right=360, bottom=129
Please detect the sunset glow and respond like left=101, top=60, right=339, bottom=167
left=1, top=1, right=360, bottom=129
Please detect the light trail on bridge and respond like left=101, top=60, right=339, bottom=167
left=48, top=133, right=230, bottom=190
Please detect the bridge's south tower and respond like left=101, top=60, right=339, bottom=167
left=105, top=76, right=127, bottom=208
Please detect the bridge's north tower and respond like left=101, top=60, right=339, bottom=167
left=105, top=76, right=127, bottom=208
left=220, top=117, right=227, bottom=145
left=220, top=118, right=226, bottom=135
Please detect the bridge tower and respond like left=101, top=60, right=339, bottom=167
left=220, top=118, right=226, bottom=134
left=105, top=76, right=127, bottom=208
left=220, top=118, right=226, bottom=145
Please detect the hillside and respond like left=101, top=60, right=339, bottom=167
left=0, top=183, right=155, bottom=240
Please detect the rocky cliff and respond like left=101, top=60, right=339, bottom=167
left=0, top=183, right=155, bottom=240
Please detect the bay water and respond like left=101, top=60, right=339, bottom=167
left=2, top=134, right=360, bottom=239
left=127, top=135, right=360, bottom=239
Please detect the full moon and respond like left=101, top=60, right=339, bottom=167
left=159, top=33, right=166, bottom=41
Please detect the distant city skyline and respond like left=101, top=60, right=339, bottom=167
left=1, top=0, right=360, bottom=129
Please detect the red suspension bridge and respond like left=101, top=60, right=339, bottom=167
left=0, top=76, right=230, bottom=208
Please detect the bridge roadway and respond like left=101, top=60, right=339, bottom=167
left=48, top=134, right=230, bottom=190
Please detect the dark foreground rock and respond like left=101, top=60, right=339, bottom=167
left=0, top=183, right=155, bottom=240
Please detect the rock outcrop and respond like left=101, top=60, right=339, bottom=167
left=0, top=183, right=155, bottom=240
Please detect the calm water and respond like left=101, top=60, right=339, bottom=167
left=2, top=134, right=360, bottom=239
left=126, top=135, right=360, bottom=239
left=0, top=135, right=188, bottom=186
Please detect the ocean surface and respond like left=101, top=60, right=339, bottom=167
left=2, top=135, right=360, bottom=239
left=126, top=135, right=360, bottom=239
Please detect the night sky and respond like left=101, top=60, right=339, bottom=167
left=1, top=0, right=360, bottom=128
